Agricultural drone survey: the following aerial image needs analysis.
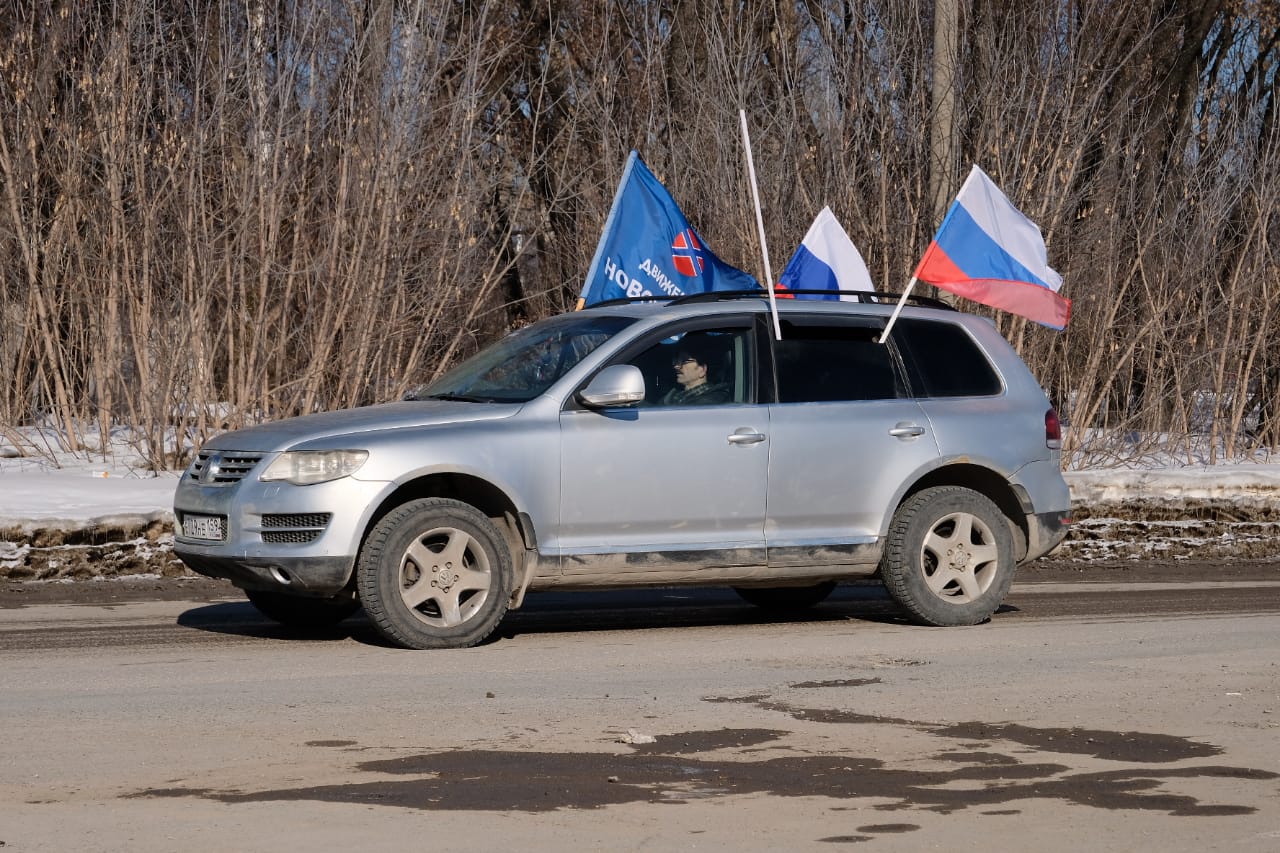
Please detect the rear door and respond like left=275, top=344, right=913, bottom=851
left=763, top=316, right=940, bottom=566
left=891, top=317, right=1039, bottom=466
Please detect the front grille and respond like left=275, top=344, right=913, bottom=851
left=262, top=530, right=322, bottom=544
left=189, top=451, right=264, bottom=485
left=262, top=513, right=332, bottom=529
left=259, top=512, right=332, bottom=546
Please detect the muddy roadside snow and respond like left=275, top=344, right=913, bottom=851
left=3, top=468, right=1280, bottom=583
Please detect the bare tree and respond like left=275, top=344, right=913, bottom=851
left=1, top=0, right=1277, bottom=469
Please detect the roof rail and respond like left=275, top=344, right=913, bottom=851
left=586, top=289, right=955, bottom=311
left=586, top=294, right=677, bottom=309
left=675, top=289, right=956, bottom=309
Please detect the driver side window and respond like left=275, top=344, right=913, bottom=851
left=624, top=325, right=753, bottom=407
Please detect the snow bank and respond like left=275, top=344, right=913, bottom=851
left=0, top=469, right=178, bottom=531
left=1065, top=465, right=1280, bottom=508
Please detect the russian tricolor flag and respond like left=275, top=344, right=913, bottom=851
left=915, top=166, right=1070, bottom=329
left=777, top=206, right=874, bottom=299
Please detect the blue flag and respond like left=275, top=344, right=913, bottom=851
left=579, top=151, right=759, bottom=306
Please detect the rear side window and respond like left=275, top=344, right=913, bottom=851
left=895, top=318, right=1002, bottom=398
left=773, top=322, right=903, bottom=403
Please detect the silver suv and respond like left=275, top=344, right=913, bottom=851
left=174, top=295, right=1070, bottom=649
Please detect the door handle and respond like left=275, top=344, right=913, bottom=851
left=888, top=422, right=926, bottom=439
left=728, top=429, right=767, bottom=445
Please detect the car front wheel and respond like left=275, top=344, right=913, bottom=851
left=879, top=486, right=1015, bottom=627
left=356, top=498, right=513, bottom=649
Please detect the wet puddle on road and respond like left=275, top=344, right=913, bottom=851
left=129, top=686, right=1278, bottom=841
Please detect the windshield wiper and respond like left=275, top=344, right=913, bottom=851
left=422, top=393, right=490, bottom=402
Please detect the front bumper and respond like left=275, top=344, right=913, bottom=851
left=173, top=463, right=389, bottom=597
left=173, top=548, right=353, bottom=595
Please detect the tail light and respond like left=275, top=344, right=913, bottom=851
left=1045, top=407, right=1062, bottom=450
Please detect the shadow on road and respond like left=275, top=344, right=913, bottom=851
left=175, top=584, right=956, bottom=647
left=175, top=601, right=386, bottom=645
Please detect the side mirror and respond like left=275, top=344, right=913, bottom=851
left=577, top=364, right=646, bottom=408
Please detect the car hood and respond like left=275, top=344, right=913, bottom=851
left=201, top=400, right=522, bottom=452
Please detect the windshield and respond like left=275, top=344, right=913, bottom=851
left=412, top=314, right=637, bottom=403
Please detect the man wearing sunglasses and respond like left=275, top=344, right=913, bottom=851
left=662, top=346, right=731, bottom=406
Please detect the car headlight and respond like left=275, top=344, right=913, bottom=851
left=260, top=450, right=369, bottom=485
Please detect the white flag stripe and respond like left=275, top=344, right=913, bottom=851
left=802, top=206, right=874, bottom=296
left=954, top=166, right=1063, bottom=293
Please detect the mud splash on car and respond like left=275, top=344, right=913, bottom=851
left=6, top=483, right=1280, bottom=582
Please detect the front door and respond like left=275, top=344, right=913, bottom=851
left=556, top=322, right=768, bottom=574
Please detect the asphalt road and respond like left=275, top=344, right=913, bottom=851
left=2, top=562, right=1279, bottom=852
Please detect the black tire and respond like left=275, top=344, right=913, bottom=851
left=356, top=498, right=513, bottom=650
left=244, top=589, right=359, bottom=628
left=733, top=581, right=837, bottom=610
left=879, top=486, right=1015, bottom=627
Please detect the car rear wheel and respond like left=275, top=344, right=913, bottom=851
left=880, top=486, right=1015, bottom=627
left=244, top=589, right=359, bottom=628
left=733, top=581, right=836, bottom=610
left=356, top=498, right=513, bottom=650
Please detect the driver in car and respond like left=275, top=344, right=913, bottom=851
left=663, top=346, right=731, bottom=406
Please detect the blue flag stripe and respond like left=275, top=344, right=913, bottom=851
left=778, top=245, right=841, bottom=300
left=934, top=201, right=1051, bottom=289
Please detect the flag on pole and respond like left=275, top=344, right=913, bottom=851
left=777, top=206, right=874, bottom=299
left=578, top=151, right=759, bottom=307
left=914, top=165, right=1070, bottom=329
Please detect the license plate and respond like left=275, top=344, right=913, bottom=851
left=182, top=514, right=225, bottom=541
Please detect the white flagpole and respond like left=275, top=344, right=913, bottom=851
left=739, top=110, right=782, bottom=340
left=878, top=275, right=919, bottom=344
